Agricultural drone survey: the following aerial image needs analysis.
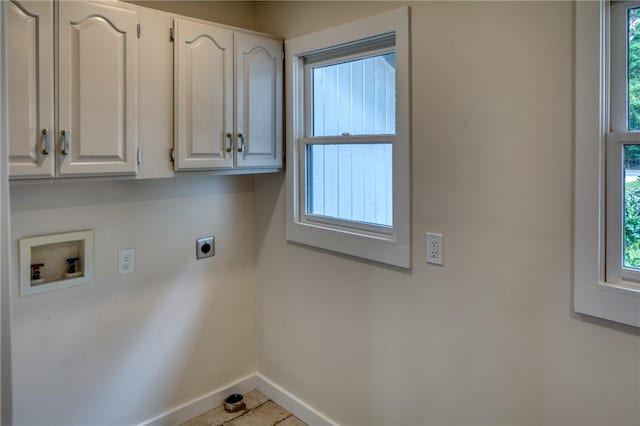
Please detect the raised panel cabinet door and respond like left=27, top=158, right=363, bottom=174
left=58, top=1, right=138, bottom=176
left=174, top=19, right=233, bottom=170
left=235, top=33, right=283, bottom=169
left=7, top=0, right=54, bottom=178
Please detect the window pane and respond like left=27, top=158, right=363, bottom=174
left=312, top=53, right=396, bottom=136
left=306, top=144, right=392, bottom=227
left=628, top=7, right=640, bottom=130
left=624, top=145, right=640, bottom=268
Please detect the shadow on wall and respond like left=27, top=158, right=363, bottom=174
left=64, top=266, right=248, bottom=425
left=9, top=173, right=258, bottom=425
left=572, top=312, right=640, bottom=337
left=10, top=174, right=255, bottom=211
left=253, top=173, right=284, bottom=260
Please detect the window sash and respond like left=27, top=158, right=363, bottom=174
left=302, top=33, right=395, bottom=66
left=304, top=46, right=395, bottom=69
left=304, top=48, right=397, bottom=139
left=610, top=1, right=628, bottom=132
left=606, top=133, right=640, bottom=288
left=610, top=1, right=640, bottom=131
left=298, top=135, right=396, bottom=237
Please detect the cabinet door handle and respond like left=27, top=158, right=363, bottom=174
left=61, top=130, right=70, bottom=155
left=237, top=133, right=244, bottom=152
left=41, top=128, right=50, bottom=155
left=226, top=133, right=232, bottom=153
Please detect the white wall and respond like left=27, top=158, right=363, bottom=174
left=8, top=3, right=259, bottom=425
left=126, top=1, right=256, bottom=29
left=253, top=2, right=640, bottom=425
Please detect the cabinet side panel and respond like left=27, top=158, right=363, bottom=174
left=132, top=5, right=174, bottom=179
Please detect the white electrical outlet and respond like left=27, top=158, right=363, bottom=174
left=118, top=248, right=135, bottom=275
left=425, top=233, right=443, bottom=265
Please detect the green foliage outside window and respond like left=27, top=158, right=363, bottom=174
left=629, top=8, right=640, bottom=130
left=625, top=10, right=640, bottom=268
left=625, top=180, right=640, bottom=268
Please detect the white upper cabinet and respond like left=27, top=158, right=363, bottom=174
left=173, top=19, right=283, bottom=172
left=7, top=2, right=281, bottom=179
left=174, top=19, right=234, bottom=170
left=58, top=1, right=138, bottom=176
left=7, top=0, right=139, bottom=179
left=7, top=0, right=55, bottom=178
left=235, top=33, right=283, bottom=169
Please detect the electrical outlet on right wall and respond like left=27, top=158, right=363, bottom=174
left=425, top=233, right=443, bottom=266
left=118, top=248, right=136, bottom=275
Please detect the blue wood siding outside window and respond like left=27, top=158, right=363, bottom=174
left=307, top=52, right=395, bottom=226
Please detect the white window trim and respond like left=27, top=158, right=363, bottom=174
left=574, top=0, right=640, bottom=327
left=285, top=7, right=411, bottom=268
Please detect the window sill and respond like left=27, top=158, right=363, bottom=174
left=286, top=220, right=410, bottom=269
left=575, top=280, right=640, bottom=327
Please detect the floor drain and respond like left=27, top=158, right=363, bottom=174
left=224, top=393, right=246, bottom=413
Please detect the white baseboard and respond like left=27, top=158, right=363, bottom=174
left=138, top=373, right=257, bottom=426
left=137, top=373, right=337, bottom=426
left=255, top=374, right=337, bottom=426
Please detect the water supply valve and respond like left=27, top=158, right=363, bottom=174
left=30, top=263, right=44, bottom=284
left=65, top=257, right=82, bottom=278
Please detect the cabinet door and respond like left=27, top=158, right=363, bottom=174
left=174, top=19, right=233, bottom=170
left=58, top=1, right=138, bottom=176
left=7, top=0, right=54, bottom=178
left=235, top=33, right=283, bottom=169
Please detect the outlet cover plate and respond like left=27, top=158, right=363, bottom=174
left=196, top=236, right=215, bottom=260
left=425, top=233, right=443, bottom=266
left=118, top=248, right=135, bottom=275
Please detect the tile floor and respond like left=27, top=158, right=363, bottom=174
left=182, top=390, right=307, bottom=426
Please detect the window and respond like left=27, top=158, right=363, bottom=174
left=285, top=8, right=410, bottom=268
left=574, top=1, right=640, bottom=327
